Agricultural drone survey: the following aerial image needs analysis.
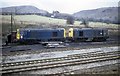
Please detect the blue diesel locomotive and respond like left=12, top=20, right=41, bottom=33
left=68, top=28, right=109, bottom=42
left=16, top=28, right=66, bottom=43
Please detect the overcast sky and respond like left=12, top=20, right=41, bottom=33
left=0, top=0, right=119, bottom=14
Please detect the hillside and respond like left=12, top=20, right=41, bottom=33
left=1, top=6, right=120, bottom=24
left=1, top=5, right=74, bottom=19
left=0, top=5, right=50, bottom=16
left=73, top=7, right=120, bottom=24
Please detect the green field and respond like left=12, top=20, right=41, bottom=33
left=0, top=15, right=119, bottom=44
left=1, top=15, right=119, bottom=28
left=1, top=15, right=66, bottom=25
left=1, top=15, right=119, bottom=34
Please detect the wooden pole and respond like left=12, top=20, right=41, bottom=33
left=11, top=13, right=13, bottom=34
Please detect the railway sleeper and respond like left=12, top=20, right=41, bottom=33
left=2, top=51, right=119, bottom=68
left=1, top=55, right=119, bottom=74
left=1, top=55, right=118, bottom=70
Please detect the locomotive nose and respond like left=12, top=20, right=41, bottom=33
left=16, top=29, right=20, bottom=40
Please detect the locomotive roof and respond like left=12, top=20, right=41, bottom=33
left=19, top=28, right=64, bottom=30
left=73, top=28, right=93, bottom=30
left=73, top=28, right=107, bottom=30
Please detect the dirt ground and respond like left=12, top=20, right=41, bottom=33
left=70, top=63, right=119, bottom=74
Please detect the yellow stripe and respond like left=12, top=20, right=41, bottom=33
left=69, top=28, right=73, bottom=38
left=16, top=29, right=20, bottom=40
left=63, top=28, right=66, bottom=38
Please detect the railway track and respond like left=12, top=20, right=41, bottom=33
left=1, top=51, right=119, bottom=74
left=2, top=40, right=119, bottom=56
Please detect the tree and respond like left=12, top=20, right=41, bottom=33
left=80, top=19, right=89, bottom=28
left=66, top=16, right=74, bottom=25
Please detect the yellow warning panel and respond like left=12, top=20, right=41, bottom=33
left=69, top=28, right=73, bottom=38
left=16, top=29, right=20, bottom=40
left=63, top=28, right=66, bottom=38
